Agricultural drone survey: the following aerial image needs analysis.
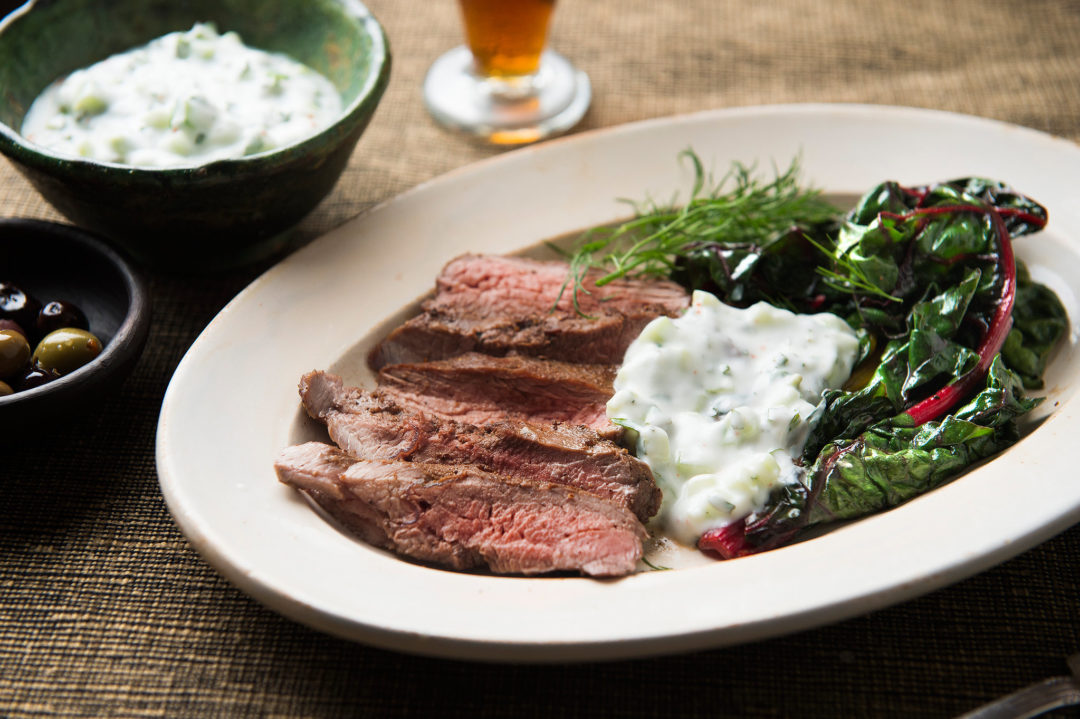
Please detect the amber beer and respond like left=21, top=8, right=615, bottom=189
left=458, top=0, right=556, bottom=77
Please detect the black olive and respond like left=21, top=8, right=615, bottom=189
left=16, top=365, right=61, bottom=390
left=37, top=300, right=88, bottom=337
left=0, top=319, right=26, bottom=338
left=0, top=282, right=42, bottom=330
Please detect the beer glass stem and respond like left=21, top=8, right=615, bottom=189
left=483, top=68, right=544, bottom=101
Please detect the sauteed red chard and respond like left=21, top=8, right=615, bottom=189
left=569, top=156, right=1068, bottom=559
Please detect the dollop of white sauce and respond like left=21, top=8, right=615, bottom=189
left=21, top=23, right=342, bottom=168
left=607, top=291, right=860, bottom=545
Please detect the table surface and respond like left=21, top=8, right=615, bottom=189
left=3, top=1, right=1080, bottom=716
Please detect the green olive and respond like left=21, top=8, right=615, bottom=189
left=0, top=380, right=13, bottom=396
left=0, top=329, right=31, bottom=379
left=32, top=327, right=103, bottom=376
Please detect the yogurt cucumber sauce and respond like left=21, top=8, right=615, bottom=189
left=607, top=291, right=860, bottom=546
left=21, top=23, right=342, bottom=168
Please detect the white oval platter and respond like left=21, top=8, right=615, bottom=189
left=156, top=104, right=1080, bottom=662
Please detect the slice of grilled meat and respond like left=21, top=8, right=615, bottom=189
left=300, top=371, right=662, bottom=521
left=276, top=442, right=647, bottom=577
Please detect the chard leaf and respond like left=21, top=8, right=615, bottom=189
left=847, top=181, right=912, bottom=225
left=804, top=272, right=984, bottom=458
left=902, top=270, right=982, bottom=396
left=744, top=357, right=1039, bottom=550
left=810, top=356, right=1039, bottom=523
left=909, top=268, right=979, bottom=336
left=1001, top=261, right=1069, bottom=389
left=933, top=178, right=1049, bottom=238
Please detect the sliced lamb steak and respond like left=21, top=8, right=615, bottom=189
left=430, top=254, right=690, bottom=319
left=367, top=254, right=689, bottom=369
left=368, top=308, right=655, bottom=369
left=377, top=352, right=619, bottom=438
left=300, top=371, right=661, bottom=521
left=276, top=442, right=646, bottom=577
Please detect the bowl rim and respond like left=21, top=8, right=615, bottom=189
left=0, top=0, right=391, bottom=177
left=0, top=217, right=151, bottom=409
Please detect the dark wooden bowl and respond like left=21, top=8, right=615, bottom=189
left=0, top=218, right=150, bottom=428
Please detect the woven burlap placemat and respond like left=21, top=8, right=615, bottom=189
left=2, top=1, right=1079, bottom=716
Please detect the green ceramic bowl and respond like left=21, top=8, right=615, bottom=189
left=0, top=0, right=390, bottom=270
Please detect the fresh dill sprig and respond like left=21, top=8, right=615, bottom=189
left=564, top=151, right=839, bottom=303
left=802, top=235, right=902, bottom=303
left=641, top=556, right=671, bottom=571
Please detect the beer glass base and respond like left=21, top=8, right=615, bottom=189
left=423, top=46, right=591, bottom=145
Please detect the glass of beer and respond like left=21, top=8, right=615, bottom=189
left=423, top=0, right=591, bottom=145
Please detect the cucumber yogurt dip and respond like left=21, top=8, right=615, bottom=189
left=21, top=23, right=342, bottom=168
left=607, top=290, right=860, bottom=546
